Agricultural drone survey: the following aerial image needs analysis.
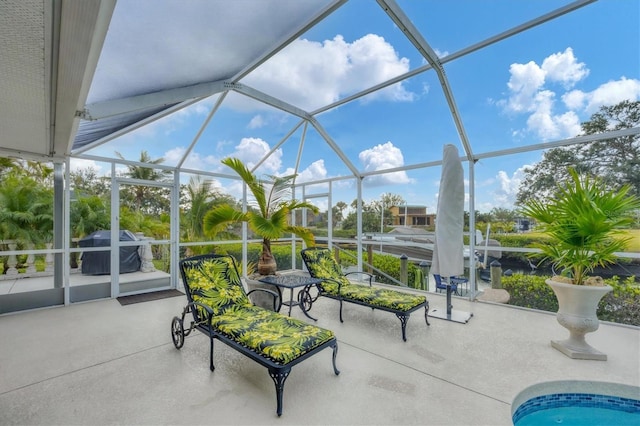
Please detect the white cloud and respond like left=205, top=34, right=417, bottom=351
left=286, top=160, right=328, bottom=184
left=434, top=48, right=449, bottom=58
left=164, top=146, right=219, bottom=172
left=242, top=34, right=415, bottom=111
left=359, top=141, right=413, bottom=186
left=541, top=47, right=588, bottom=88
left=561, top=89, right=586, bottom=110
left=500, top=48, right=593, bottom=140
left=505, top=61, right=546, bottom=113
left=164, top=146, right=188, bottom=165
left=562, top=77, right=640, bottom=114
left=69, top=158, right=104, bottom=174
left=526, top=91, right=581, bottom=139
left=489, top=166, right=528, bottom=208
left=502, top=47, right=640, bottom=141
left=248, top=115, right=266, bottom=129
left=230, top=137, right=282, bottom=174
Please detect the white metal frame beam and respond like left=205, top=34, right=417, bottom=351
left=313, top=0, right=595, bottom=117
left=176, top=91, right=229, bottom=170
left=82, top=80, right=227, bottom=120
left=54, top=0, right=116, bottom=157
left=377, top=0, right=473, bottom=160
left=230, top=83, right=312, bottom=119
left=308, top=117, right=361, bottom=177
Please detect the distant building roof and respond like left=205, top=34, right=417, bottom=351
left=388, top=227, right=430, bottom=235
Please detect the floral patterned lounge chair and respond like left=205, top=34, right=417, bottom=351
left=301, top=247, right=429, bottom=341
left=172, top=253, right=339, bottom=416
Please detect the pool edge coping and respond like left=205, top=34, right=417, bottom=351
left=511, top=380, right=640, bottom=418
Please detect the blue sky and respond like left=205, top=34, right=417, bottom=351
left=75, top=0, right=640, bottom=215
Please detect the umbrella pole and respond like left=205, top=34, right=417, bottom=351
left=428, top=277, right=474, bottom=324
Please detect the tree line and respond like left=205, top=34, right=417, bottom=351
left=1, top=101, right=637, bottom=251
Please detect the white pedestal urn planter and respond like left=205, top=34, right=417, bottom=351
left=244, top=276, right=279, bottom=311
left=546, top=279, right=612, bottom=361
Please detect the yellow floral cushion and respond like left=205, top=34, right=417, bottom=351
left=301, top=249, right=350, bottom=294
left=337, top=284, right=426, bottom=312
left=182, top=256, right=252, bottom=317
left=212, top=305, right=335, bottom=365
left=302, top=247, right=426, bottom=312
left=181, top=255, right=335, bottom=365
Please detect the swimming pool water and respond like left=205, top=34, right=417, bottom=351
left=516, top=406, right=638, bottom=425
left=513, top=393, right=640, bottom=426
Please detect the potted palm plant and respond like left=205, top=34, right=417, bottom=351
left=203, top=157, right=318, bottom=306
left=520, top=167, right=640, bottom=360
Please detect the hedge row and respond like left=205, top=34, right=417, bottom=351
left=205, top=243, right=640, bottom=326
left=502, top=274, right=640, bottom=326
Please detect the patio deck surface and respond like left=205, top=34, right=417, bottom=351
left=0, top=285, right=638, bottom=425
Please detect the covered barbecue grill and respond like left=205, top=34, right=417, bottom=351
left=79, top=230, right=141, bottom=275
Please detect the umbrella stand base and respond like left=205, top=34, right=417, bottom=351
left=428, top=308, right=473, bottom=324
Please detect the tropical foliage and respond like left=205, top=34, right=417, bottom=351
left=520, top=167, right=640, bottom=285
left=180, top=175, right=239, bottom=253
left=116, top=150, right=172, bottom=215
left=0, top=171, right=53, bottom=246
left=203, top=157, right=318, bottom=275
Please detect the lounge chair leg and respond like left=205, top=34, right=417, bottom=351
left=209, top=337, right=215, bottom=371
left=396, top=313, right=409, bottom=342
left=269, top=368, right=291, bottom=417
left=339, top=299, right=344, bottom=323
left=425, top=303, right=430, bottom=326
left=331, top=342, right=340, bottom=375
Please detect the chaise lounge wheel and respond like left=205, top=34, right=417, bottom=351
left=171, top=316, right=185, bottom=349
left=298, top=289, right=313, bottom=312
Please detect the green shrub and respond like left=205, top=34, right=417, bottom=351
left=502, top=274, right=558, bottom=312
left=598, top=276, right=640, bottom=326
left=502, top=273, right=640, bottom=326
left=339, top=249, right=422, bottom=288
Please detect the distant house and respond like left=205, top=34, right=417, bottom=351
left=389, top=205, right=434, bottom=226
left=514, top=217, right=531, bottom=232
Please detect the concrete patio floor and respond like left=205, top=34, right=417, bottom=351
left=0, top=287, right=638, bottom=425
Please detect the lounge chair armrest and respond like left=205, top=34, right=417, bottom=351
left=317, top=276, right=347, bottom=294
left=247, top=288, right=280, bottom=311
left=188, top=301, right=215, bottom=331
left=344, top=271, right=374, bottom=286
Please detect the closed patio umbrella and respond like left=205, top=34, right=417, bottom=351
left=429, top=144, right=472, bottom=323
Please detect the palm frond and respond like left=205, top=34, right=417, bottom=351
left=520, top=167, right=640, bottom=284
left=203, top=204, right=249, bottom=237
left=285, top=225, right=316, bottom=246
left=222, top=157, right=268, bottom=215
left=265, top=174, right=296, bottom=213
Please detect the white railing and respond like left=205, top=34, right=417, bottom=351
left=0, top=234, right=157, bottom=280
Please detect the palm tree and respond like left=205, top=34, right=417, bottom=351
left=115, top=150, right=171, bottom=213
left=183, top=176, right=215, bottom=241
left=69, top=195, right=110, bottom=238
left=203, top=157, right=318, bottom=275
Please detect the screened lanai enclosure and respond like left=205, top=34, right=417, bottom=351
left=1, top=0, right=639, bottom=314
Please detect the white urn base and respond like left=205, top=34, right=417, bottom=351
left=551, top=338, right=607, bottom=361
left=546, top=279, right=612, bottom=361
